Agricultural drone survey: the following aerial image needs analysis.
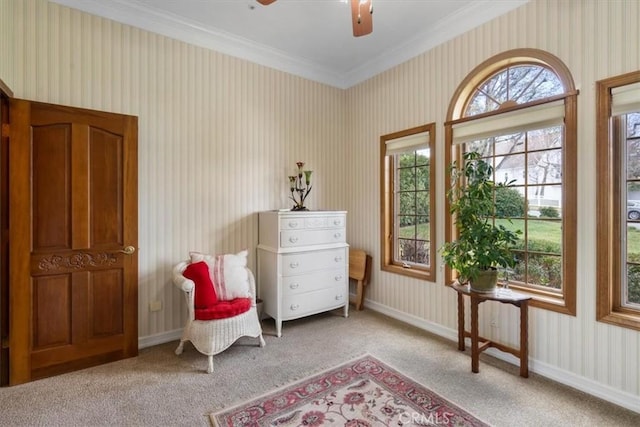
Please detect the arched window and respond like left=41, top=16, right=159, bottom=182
left=445, top=49, right=578, bottom=315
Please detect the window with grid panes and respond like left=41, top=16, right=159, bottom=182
left=381, top=124, right=436, bottom=281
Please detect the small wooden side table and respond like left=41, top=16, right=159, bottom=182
left=450, top=282, right=531, bottom=378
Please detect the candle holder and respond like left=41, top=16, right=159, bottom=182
left=288, top=161, right=312, bottom=211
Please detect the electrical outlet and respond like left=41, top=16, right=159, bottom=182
left=149, top=300, right=162, bottom=312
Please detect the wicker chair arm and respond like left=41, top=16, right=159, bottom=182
left=247, top=268, right=258, bottom=304
left=172, top=261, right=194, bottom=293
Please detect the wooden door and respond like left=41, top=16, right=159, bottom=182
left=8, top=99, right=138, bottom=385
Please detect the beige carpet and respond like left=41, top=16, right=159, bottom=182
left=0, top=309, right=638, bottom=426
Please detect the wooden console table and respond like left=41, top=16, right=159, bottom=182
left=450, top=282, right=531, bottom=378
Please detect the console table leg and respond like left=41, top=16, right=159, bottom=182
left=470, top=295, right=479, bottom=373
left=457, top=293, right=465, bottom=351
left=520, top=301, right=529, bottom=378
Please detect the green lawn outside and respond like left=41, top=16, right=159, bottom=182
left=399, top=219, right=640, bottom=258
left=497, top=218, right=561, bottom=252
left=627, top=226, right=640, bottom=261
left=400, top=218, right=640, bottom=301
left=399, top=222, right=430, bottom=239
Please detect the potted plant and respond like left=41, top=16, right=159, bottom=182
left=440, top=151, right=521, bottom=293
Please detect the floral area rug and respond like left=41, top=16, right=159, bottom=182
left=211, top=354, right=489, bottom=426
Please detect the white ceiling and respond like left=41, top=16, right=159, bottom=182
left=50, top=0, right=529, bottom=88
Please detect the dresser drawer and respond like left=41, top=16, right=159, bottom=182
left=281, top=286, right=347, bottom=318
left=282, top=269, right=346, bottom=295
left=280, top=216, right=330, bottom=230
left=281, top=248, right=346, bottom=275
left=326, top=215, right=345, bottom=228
left=280, top=216, right=307, bottom=230
left=281, top=228, right=345, bottom=247
left=279, top=214, right=345, bottom=231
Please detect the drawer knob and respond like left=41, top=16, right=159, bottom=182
left=335, top=275, right=343, bottom=281
left=334, top=232, right=341, bottom=239
left=290, top=304, right=299, bottom=311
left=289, top=221, right=298, bottom=228
left=334, top=256, right=342, bottom=262
left=289, top=236, right=299, bottom=243
left=289, top=262, right=299, bottom=269
left=289, top=283, right=299, bottom=289
left=333, top=219, right=341, bottom=225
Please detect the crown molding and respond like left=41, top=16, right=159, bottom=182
left=49, top=0, right=346, bottom=87
left=342, top=0, right=529, bottom=87
left=49, top=0, right=528, bottom=90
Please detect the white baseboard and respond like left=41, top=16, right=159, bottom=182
left=364, top=299, right=640, bottom=414
left=138, top=328, right=182, bottom=349
left=364, top=299, right=459, bottom=342
left=523, top=355, right=640, bottom=413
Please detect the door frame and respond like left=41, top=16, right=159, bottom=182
left=0, top=78, right=13, bottom=386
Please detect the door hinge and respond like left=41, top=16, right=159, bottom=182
left=1, top=123, right=8, bottom=138
left=1, top=337, right=8, bottom=349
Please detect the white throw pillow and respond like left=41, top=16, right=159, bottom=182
left=189, top=250, right=250, bottom=300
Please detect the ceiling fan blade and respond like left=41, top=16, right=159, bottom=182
left=257, top=0, right=277, bottom=5
left=351, top=0, right=373, bottom=37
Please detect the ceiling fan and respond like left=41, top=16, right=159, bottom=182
left=256, top=0, right=373, bottom=37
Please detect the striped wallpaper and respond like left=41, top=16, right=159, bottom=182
left=1, top=0, right=347, bottom=342
left=345, top=0, right=640, bottom=411
left=1, top=0, right=639, bottom=412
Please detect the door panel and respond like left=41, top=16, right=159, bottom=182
left=32, top=124, right=72, bottom=250
left=90, top=128, right=123, bottom=247
left=90, top=269, right=124, bottom=337
left=33, top=275, right=72, bottom=349
left=9, top=99, right=138, bottom=384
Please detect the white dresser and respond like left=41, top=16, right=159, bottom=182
left=257, top=210, right=348, bottom=337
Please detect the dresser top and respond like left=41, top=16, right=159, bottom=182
left=262, top=210, right=347, bottom=215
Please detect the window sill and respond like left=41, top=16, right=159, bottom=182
left=502, top=284, right=576, bottom=316
left=597, top=311, right=640, bottom=332
left=382, top=263, right=434, bottom=281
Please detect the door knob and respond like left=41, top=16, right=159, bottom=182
left=120, top=245, right=136, bottom=255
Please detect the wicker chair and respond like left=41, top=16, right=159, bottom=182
left=173, top=260, right=265, bottom=373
